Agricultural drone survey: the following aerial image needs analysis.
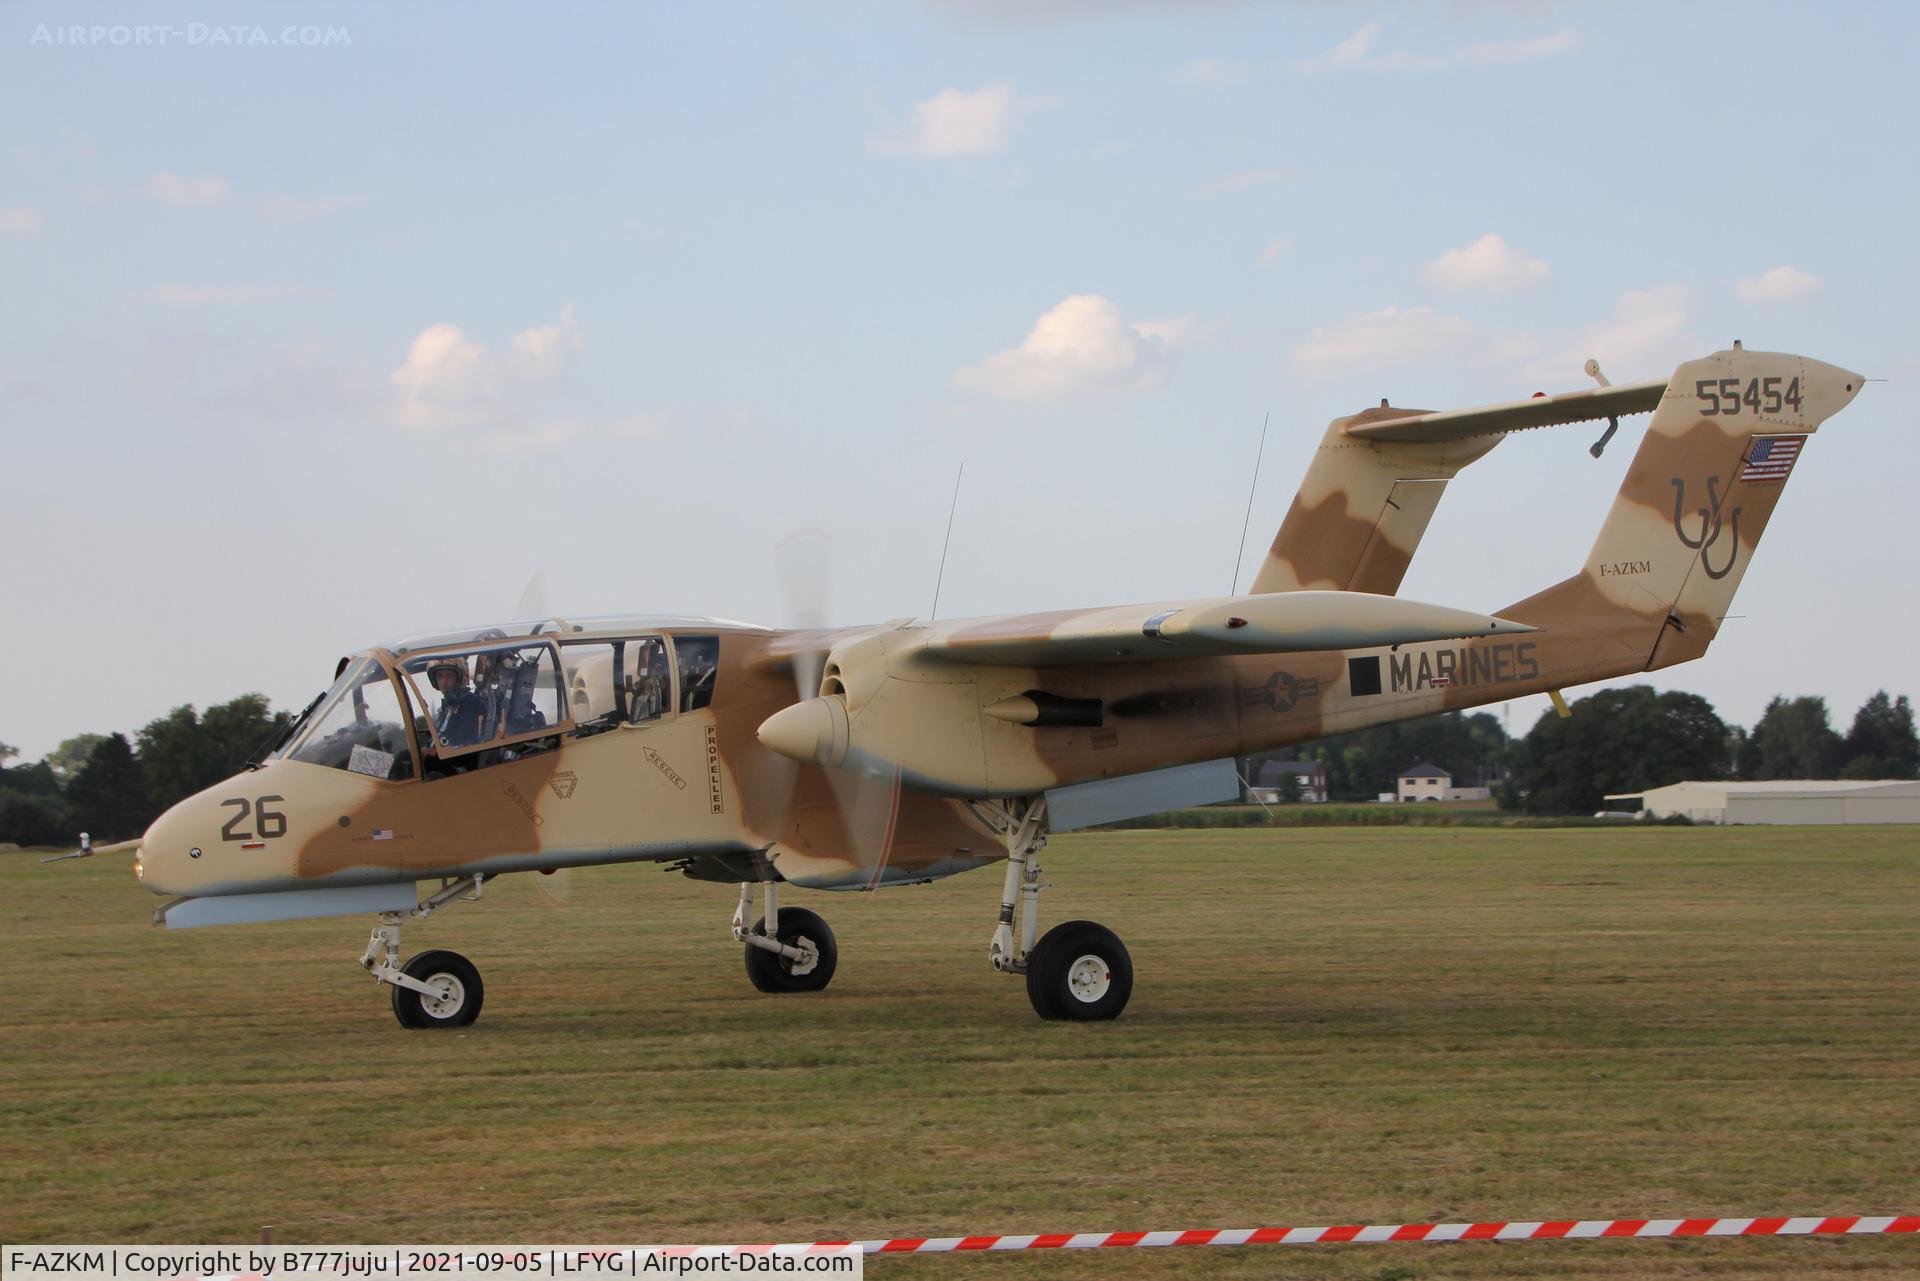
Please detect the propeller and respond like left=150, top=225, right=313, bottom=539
left=774, top=529, right=833, bottom=701
left=514, top=569, right=551, bottom=626
left=770, top=531, right=902, bottom=887
left=532, top=863, right=572, bottom=909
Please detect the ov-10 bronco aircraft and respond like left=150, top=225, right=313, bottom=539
left=57, top=344, right=1862, bottom=1028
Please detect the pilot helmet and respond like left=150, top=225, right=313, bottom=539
left=426, top=656, right=469, bottom=691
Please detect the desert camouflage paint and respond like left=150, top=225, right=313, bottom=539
left=132, top=347, right=1861, bottom=904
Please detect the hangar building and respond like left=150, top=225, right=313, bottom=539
left=1605, top=779, right=1920, bottom=825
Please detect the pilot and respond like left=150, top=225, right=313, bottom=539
left=426, top=656, right=488, bottom=748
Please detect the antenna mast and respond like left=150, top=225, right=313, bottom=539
left=929, top=462, right=965, bottom=621
left=1230, top=412, right=1270, bottom=596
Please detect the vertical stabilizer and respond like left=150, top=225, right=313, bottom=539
left=1503, top=347, right=1864, bottom=674
left=1251, top=405, right=1503, bottom=594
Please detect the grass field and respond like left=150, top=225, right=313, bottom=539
left=3, top=826, right=1916, bottom=1279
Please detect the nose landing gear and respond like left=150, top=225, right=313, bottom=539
left=732, top=879, right=838, bottom=993
left=360, top=874, right=489, bottom=1029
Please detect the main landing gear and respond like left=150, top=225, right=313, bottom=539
left=723, top=798, right=1133, bottom=1020
left=732, top=879, right=838, bottom=993
left=362, top=875, right=488, bottom=1029
left=976, top=797, right=1134, bottom=1021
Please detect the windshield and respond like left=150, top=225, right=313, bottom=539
left=262, top=689, right=326, bottom=763
left=283, top=658, right=416, bottom=781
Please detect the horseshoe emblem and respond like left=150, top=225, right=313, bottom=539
left=1670, top=475, right=1742, bottom=581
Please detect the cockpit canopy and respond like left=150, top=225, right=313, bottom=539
left=272, top=622, right=728, bottom=784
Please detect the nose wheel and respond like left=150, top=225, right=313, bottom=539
left=390, top=949, right=485, bottom=1028
left=743, top=906, right=838, bottom=993
left=732, top=880, right=838, bottom=993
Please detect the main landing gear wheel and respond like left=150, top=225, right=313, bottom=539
left=744, top=907, right=838, bottom=993
left=390, top=949, right=485, bottom=1029
left=1026, top=921, right=1132, bottom=1021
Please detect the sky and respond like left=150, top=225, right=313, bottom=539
left=3, top=0, right=1917, bottom=762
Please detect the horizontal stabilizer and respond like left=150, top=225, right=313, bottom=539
left=1346, top=378, right=1666, bottom=444
left=916, top=591, right=1532, bottom=666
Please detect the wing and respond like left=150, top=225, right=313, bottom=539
left=912, top=591, right=1532, bottom=666
left=1344, top=378, right=1666, bottom=444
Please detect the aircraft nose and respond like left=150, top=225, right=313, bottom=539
left=137, top=807, right=201, bottom=896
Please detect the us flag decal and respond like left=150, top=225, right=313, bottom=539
left=1739, top=435, right=1805, bottom=483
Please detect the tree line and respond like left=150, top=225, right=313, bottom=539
left=1252, top=688, right=1917, bottom=814
left=0, top=696, right=291, bottom=846
left=3, top=685, right=1915, bottom=846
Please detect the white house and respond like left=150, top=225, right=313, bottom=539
left=1396, top=762, right=1451, bottom=802
left=1395, top=762, right=1494, bottom=804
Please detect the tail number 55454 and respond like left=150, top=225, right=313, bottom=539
left=1697, top=376, right=1803, bottom=417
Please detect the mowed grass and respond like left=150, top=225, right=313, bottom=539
left=2, top=826, right=1916, bottom=1280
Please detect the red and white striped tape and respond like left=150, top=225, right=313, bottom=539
left=678, top=1215, right=1919, bottom=1255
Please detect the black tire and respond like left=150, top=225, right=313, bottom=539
left=1026, top=920, right=1132, bottom=1021
left=390, top=949, right=485, bottom=1029
left=744, top=906, right=838, bottom=993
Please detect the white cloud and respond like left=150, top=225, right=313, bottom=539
left=1575, top=284, right=1692, bottom=368
left=1197, top=167, right=1305, bottom=196
left=1298, top=21, right=1577, bottom=73
left=509, top=305, right=587, bottom=379
left=1519, top=285, right=1695, bottom=383
left=1259, top=237, right=1290, bottom=266
left=148, top=284, right=303, bottom=305
left=1423, top=233, right=1550, bottom=293
left=953, top=294, right=1187, bottom=397
left=390, top=305, right=584, bottom=429
left=385, top=308, right=663, bottom=452
left=1736, top=265, right=1822, bottom=303
left=0, top=207, right=41, bottom=234
left=869, top=82, right=1031, bottom=158
left=1291, top=304, right=1477, bottom=372
left=147, top=172, right=228, bottom=205
left=1172, top=57, right=1250, bottom=86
